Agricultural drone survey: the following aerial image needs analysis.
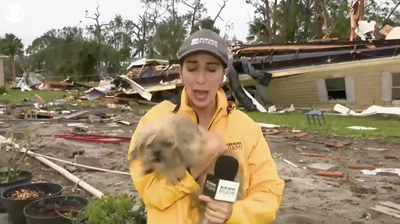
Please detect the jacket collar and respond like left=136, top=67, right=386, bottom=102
left=174, top=87, right=234, bottom=128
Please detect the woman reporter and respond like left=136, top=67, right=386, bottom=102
left=128, top=29, right=284, bottom=224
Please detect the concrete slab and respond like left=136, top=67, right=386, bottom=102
left=281, top=176, right=292, bottom=183
left=0, top=213, right=9, bottom=223
left=74, top=155, right=102, bottom=168
left=370, top=201, right=400, bottom=219
left=362, top=147, right=388, bottom=152
left=307, top=163, right=338, bottom=172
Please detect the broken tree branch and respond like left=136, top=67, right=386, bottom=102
left=213, top=0, right=229, bottom=23
left=180, top=0, right=196, bottom=9
left=385, top=1, right=400, bottom=22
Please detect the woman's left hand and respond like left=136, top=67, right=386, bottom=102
left=198, top=195, right=233, bottom=223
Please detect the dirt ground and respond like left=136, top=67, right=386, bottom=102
left=270, top=134, right=400, bottom=224
left=1, top=106, right=399, bottom=224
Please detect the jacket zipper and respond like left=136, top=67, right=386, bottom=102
left=194, top=111, right=200, bottom=124
left=207, top=108, right=222, bottom=130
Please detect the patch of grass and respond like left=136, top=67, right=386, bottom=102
left=127, top=104, right=400, bottom=143
left=0, top=86, right=8, bottom=94
left=3, top=90, right=397, bottom=143
left=0, top=89, right=103, bottom=106
left=247, top=111, right=400, bottom=143
left=131, top=105, right=153, bottom=111
left=0, top=89, right=67, bottom=104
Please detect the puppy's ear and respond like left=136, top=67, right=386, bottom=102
left=134, top=131, right=157, bottom=152
left=128, top=130, right=157, bottom=165
left=144, top=132, right=157, bottom=147
left=127, top=149, right=139, bottom=165
left=133, top=132, right=144, bottom=152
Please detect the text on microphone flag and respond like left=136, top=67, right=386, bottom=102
left=214, top=179, right=240, bottom=203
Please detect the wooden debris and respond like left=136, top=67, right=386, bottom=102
left=307, top=163, right=338, bottom=172
left=316, top=171, right=344, bottom=177
left=348, top=164, right=375, bottom=170
left=294, top=132, right=309, bottom=138
left=380, top=25, right=394, bottom=36
left=370, top=201, right=400, bottom=219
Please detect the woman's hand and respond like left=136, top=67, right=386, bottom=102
left=199, top=195, right=233, bottom=223
left=190, top=127, right=227, bottom=179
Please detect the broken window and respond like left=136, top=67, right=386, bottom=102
left=325, top=78, right=347, bottom=100
left=392, top=73, right=400, bottom=100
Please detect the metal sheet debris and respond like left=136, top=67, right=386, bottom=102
left=361, top=168, right=400, bottom=176
left=347, top=126, right=377, bottom=130
left=84, top=84, right=116, bottom=100
left=334, top=104, right=400, bottom=116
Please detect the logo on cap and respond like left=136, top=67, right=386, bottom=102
left=191, top=38, right=218, bottom=48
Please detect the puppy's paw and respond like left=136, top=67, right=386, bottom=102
left=144, top=169, right=154, bottom=174
left=142, top=168, right=154, bottom=175
left=166, top=173, right=181, bottom=185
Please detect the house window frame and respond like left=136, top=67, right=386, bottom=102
left=392, top=73, right=400, bottom=100
left=316, top=76, right=356, bottom=103
left=325, top=77, right=347, bottom=102
left=381, top=72, right=400, bottom=102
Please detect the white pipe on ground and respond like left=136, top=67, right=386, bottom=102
left=29, top=151, right=130, bottom=175
left=0, top=136, right=104, bottom=198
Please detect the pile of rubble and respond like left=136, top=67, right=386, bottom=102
left=12, top=72, right=154, bottom=103
left=0, top=93, right=135, bottom=126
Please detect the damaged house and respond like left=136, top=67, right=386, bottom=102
left=232, top=39, right=400, bottom=110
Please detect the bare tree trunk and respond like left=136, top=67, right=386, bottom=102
left=12, top=56, right=16, bottom=79
left=303, top=0, right=312, bottom=39
left=263, top=0, right=273, bottom=42
left=271, top=0, right=278, bottom=41
left=315, top=0, right=329, bottom=38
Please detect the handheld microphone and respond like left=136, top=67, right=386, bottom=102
left=203, top=155, right=240, bottom=224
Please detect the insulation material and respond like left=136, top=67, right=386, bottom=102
left=355, top=20, right=377, bottom=41
left=334, top=104, right=400, bottom=116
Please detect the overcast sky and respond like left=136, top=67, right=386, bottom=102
left=1, top=0, right=255, bottom=48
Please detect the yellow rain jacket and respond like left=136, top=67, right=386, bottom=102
left=128, top=88, right=284, bottom=224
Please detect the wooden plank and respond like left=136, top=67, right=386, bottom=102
left=378, top=201, right=400, bottom=211
left=62, top=110, right=90, bottom=120
left=316, top=79, right=328, bottom=102
left=269, top=57, right=400, bottom=79
left=380, top=24, right=394, bottom=36
left=239, top=44, right=365, bottom=52
left=370, top=204, right=400, bottom=219
left=381, top=72, right=393, bottom=102
left=345, top=76, right=356, bottom=103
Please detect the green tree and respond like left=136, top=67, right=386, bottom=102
left=0, top=33, right=24, bottom=79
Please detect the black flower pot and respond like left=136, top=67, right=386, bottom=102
left=1, top=182, right=63, bottom=224
left=0, top=171, right=33, bottom=213
left=23, top=195, right=89, bottom=224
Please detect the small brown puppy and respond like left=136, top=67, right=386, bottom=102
left=128, top=115, right=243, bottom=223
left=128, top=115, right=204, bottom=185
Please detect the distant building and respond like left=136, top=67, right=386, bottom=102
left=264, top=56, right=400, bottom=109
left=231, top=41, right=400, bottom=110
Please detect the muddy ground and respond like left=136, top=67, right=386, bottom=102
left=0, top=106, right=399, bottom=224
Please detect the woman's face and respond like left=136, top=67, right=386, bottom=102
left=180, top=53, right=227, bottom=109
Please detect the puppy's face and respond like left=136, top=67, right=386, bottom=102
left=130, top=115, right=205, bottom=174
left=138, top=128, right=183, bottom=166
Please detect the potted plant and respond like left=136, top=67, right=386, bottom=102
left=68, top=193, right=147, bottom=224
left=1, top=182, right=63, bottom=224
left=0, top=130, right=40, bottom=212
left=23, top=195, right=89, bottom=224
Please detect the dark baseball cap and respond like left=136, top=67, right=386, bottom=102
left=177, top=29, right=228, bottom=65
